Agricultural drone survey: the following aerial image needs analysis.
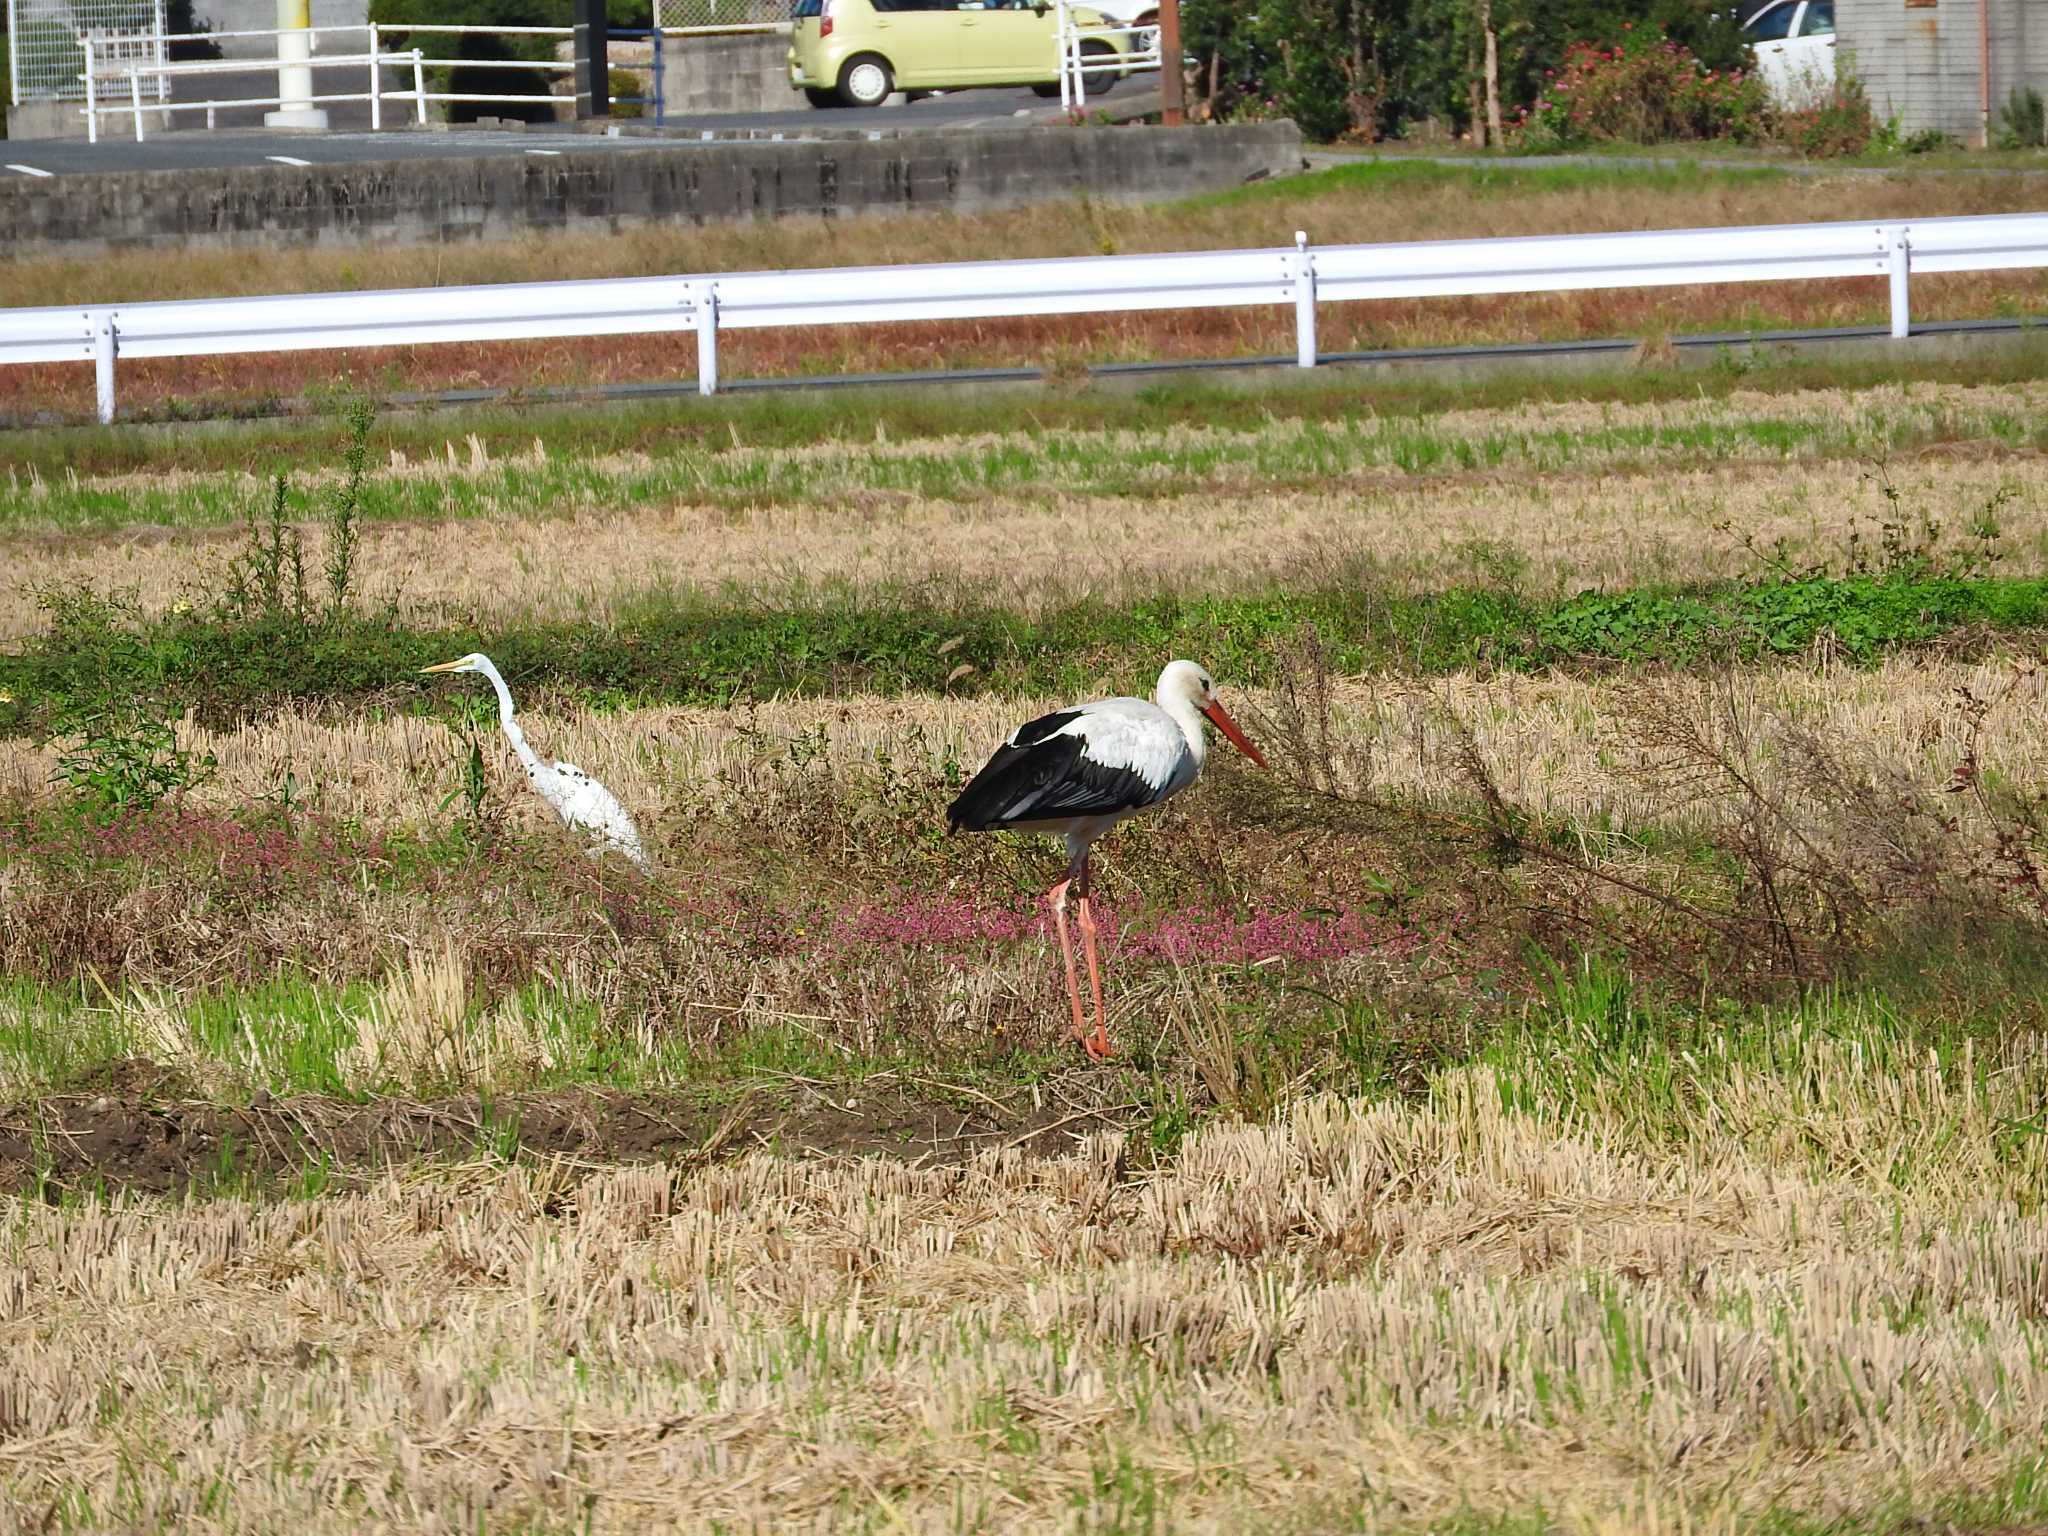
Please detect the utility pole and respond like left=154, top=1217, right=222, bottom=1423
left=1158, top=0, right=1183, bottom=125
left=574, top=0, right=610, bottom=121
left=1480, top=0, right=1501, bottom=148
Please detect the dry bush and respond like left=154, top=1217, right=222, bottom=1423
left=1433, top=659, right=2048, bottom=986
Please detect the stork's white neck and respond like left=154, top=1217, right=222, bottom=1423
left=1153, top=675, right=1208, bottom=767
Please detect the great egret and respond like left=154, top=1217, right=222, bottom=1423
left=947, top=659, right=1267, bottom=1060
left=419, top=652, right=650, bottom=872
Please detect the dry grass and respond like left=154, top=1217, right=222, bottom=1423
left=4, top=162, right=2048, bottom=412
left=12, top=160, right=2048, bottom=306
left=3, top=655, right=2037, bottom=845
left=5, top=381, right=2045, bottom=638
left=3, top=1014, right=2046, bottom=1532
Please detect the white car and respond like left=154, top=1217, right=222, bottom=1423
left=1071, top=0, right=1158, bottom=55
left=1743, top=0, right=1835, bottom=106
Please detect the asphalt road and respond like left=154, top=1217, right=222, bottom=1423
left=1, top=84, right=1068, bottom=177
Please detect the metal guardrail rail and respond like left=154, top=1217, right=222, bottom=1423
left=5, top=213, right=2047, bottom=424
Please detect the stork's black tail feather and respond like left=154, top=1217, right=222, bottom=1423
left=948, top=737, right=1080, bottom=832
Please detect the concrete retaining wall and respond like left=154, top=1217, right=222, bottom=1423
left=659, top=31, right=795, bottom=117
left=0, top=121, right=1303, bottom=255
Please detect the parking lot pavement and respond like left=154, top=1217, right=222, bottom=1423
left=1, top=87, right=1069, bottom=178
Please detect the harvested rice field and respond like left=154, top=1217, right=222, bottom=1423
left=6, top=306, right=2048, bottom=1528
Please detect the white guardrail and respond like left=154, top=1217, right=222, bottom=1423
left=4, top=213, right=2047, bottom=424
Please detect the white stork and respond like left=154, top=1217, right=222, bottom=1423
left=948, top=659, right=1268, bottom=1060
left=419, top=652, right=650, bottom=872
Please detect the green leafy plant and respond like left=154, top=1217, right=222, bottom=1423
left=438, top=720, right=496, bottom=838
left=1869, top=112, right=1948, bottom=156
left=49, top=705, right=216, bottom=819
left=1996, top=85, right=2045, bottom=150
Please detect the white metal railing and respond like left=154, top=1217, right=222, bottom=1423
left=3, top=213, right=2044, bottom=425
left=1055, top=0, right=1157, bottom=112
left=81, top=31, right=427, bottom=139
left=70, top=17, right=784, bottom=137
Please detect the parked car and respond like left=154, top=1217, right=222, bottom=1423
left=1742, top=0, right=1835, bottom=106
left=789, top=0, right=1132, bottom=108
left=1079, top=0, right=1159, bottom=56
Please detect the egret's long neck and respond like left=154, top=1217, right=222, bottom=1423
left=1154, top=681, right=1209, bottom=767
left=473, top=657, right=543, bottom=774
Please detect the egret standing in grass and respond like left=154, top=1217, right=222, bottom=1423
left=419, top=652, right=650, bottom=872
left=948, top=659, right=1267, bottom=1060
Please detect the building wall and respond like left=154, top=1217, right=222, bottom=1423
left=201, top=0, right=368, bottom=59
left=1837, top=0, right=2048, bottom=143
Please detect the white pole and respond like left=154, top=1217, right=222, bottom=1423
left=264, top=0, right=330, bottom=129
left=84, top=38, right=99, bottom=144
left=411, top=47, right=426, bottom=124
left=1293, top=230, right=1316, bottom=368
left=128, top=66, right=145, bottom=141
left=696, top=285, right=719, bottom=396
left=1056, top=0, right=1071, bottom=110
left=1888, top=226, right=1911, bottom=340
left=368, top=22, right=380, bottom=129
left=93, top=314, right=117, bottom=425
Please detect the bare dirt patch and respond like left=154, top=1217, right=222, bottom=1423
left=0, top=1075, right=1128, bottom=1199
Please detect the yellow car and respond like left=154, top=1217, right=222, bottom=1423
left=788, top=0, right=1130, bottom=109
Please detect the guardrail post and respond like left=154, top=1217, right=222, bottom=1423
left=369, top=22, right=381, bottom=129
left=129, top=66, right=146, bottom=142
left=92, top=313, right=118, bottom=425
left=1293, top=230, right=1317, bottom=368
left=1887, top=226, right=1911, bottom=340
left=695, top=284, right=719, bottom=396
left=411, top=49, right=427, bottom=124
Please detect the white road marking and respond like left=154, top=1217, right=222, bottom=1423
left=266, top=154, right=312, bottom=166
left=526, top=148, right=562, bottom=156
left=5, top=163, right=53, bottom=177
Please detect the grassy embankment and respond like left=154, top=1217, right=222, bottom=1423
left=5, top=157, right=2048, bottom=419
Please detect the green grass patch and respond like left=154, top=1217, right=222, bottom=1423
left=7, top=569, right=2048, bottom=736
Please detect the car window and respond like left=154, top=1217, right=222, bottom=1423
left=872, top=0, right=955, bottom=10
left=791, top=0, right=822, bottom=15
left=1797, top=0, right=1833, bottom=35
left=1745, top=2, right=1799, bottom=41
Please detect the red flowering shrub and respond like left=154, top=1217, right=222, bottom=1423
left=1513, top=26, right=1771, bottom=148
left=1774, top=73, right=1877, bottom=157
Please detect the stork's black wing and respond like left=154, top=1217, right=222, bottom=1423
left=947, top=709, right=1162, bottom=831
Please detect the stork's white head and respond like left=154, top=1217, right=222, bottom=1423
left=1155, top=659, right=1269, bottom=769
left=419, top=653, right=491, bottom=677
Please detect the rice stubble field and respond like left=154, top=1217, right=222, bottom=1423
left=6, top=186, right=2048, bottom=1532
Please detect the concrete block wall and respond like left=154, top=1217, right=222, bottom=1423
left=0, top=121, right=1305, bottom=255
left=659, top=31, right=796, bottom=117
left=1838, top=0, right=2048, bottom=142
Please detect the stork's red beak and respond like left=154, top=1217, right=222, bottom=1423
left=1202, top=699, right=1268, bottom=769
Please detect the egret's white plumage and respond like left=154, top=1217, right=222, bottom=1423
left=948, top=659, right=1266, bottom=1059
left=420, top=652, right=650, bottom=871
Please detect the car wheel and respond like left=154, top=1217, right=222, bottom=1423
left=1079, top=39, right=1116, bottom=94
left=1031, top=81, right=1062, bottom=98
left=804, top=86, right=840, bottom=108
left=838, top=53, right=893, bottom=108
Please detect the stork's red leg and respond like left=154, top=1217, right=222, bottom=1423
left=1075, top=892, right=1111, bottom=1060
left=1046, top=877, right=1089, bottom=1047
